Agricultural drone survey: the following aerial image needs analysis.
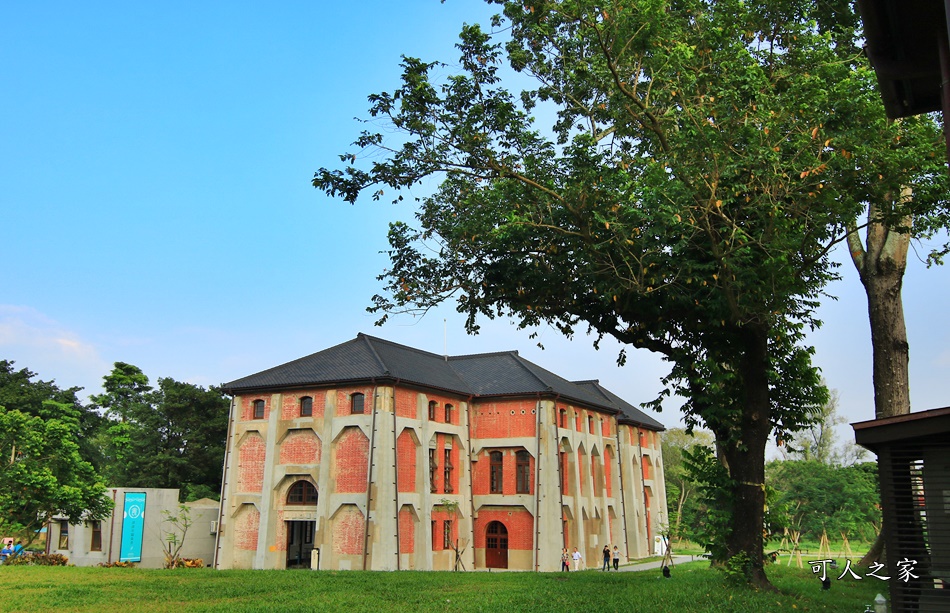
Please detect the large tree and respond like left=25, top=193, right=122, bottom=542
left=315, top=0, right=938, bottom=587
left=92, top=363, right=230, bottom=501
left=0, top=361, right=111, bottom=545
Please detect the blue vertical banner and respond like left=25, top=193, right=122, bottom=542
left=119, top=492, right=146, bottom=562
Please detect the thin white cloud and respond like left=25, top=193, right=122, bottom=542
left=0, top=304, right=109, bottom=394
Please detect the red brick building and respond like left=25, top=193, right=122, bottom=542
left=213, top=334, right=667, bottom=571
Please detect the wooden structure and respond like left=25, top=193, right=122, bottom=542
left=853, top=406, right=950, bottom=612
left=856, top=0, right=950, bottom=160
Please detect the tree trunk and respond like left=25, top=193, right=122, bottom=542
left=720, top=325, right=774, bottom=590
left=847, top=202, right=911, bottom=567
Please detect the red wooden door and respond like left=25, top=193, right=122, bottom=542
left=485, top=521, right=508, bottom=569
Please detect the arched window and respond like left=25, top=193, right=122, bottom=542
left=428, top=400, right=437, bottom=421
left=287, top=480, right=318, bottom=505
left=299, top=396, right=313, bottom=417
left=516, top=450, right=530, bottom=494
left=444, top=403, right=453, bottom=424
left=490, top=451, right=503, bottom=494
left=351, top=393, right=365, bottom=414
left=253, top=399, right=265, bottom=420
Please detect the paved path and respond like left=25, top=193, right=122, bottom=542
left=615, top=554, right=695, bottom=573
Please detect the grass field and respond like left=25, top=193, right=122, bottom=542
left=0, top=561, right=888, bottom=613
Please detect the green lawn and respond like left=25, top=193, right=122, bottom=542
left=0, top=562, right=887, bottom=613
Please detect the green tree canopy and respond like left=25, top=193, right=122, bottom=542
left=315, top=0, right=943, bottom=586
left=0, top=362, right=111, bottom=544
left=92, top=363, right=230, bottom=502
left=768, top=460, right=880, bottom=542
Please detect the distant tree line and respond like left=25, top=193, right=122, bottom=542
left=663, top=390, right=881, bottom=554
left=0, top=359, right=229, bottom=545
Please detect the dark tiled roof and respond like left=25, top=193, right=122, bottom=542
left=223, top=334, right=470, bottom=394
left=572, top=380, right=666, bottom=431
left=224, top=333, right=664, bottom=430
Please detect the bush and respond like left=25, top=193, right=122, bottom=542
left=97, top=561, right=137, bottom=568
left=170, top=558, right=204, bottom=569
left=5, top=553, right=69, bottom=566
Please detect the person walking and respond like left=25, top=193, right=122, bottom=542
left=572, top=547, right=582, bottom=571
left=602, top=545, right=611, bottom=571
left=561, top=548, right=570, bottom=572
left=612, top=546, right=621, bottom=571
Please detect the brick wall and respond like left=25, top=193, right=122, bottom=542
left=431, top=507, right=458, bottom=550
left=394, top=388, right=417, bottom=419
left=335, top=386, right=375, bottom=417
left=397, top=429, right=416, bottom=493
left=577, top=449, right=586, bottom=495
left=235, top=505, right=260, bottom=551
left=421, top=392, right=464, bottom=426
left=274, top=510, right=286, bottom=551
left=280, top=390, right=326, bottom=420
left=471, top=399, right=537, bottom=438
left=472, top=448, right=534, bottom=496
left=474, top=509, right=534, bottom=550
left=334, top=427, right=369, bottom=493
left=278, top=429, right=322, bottom=465
left=399, top=506, right=415, bottom=554
left=237, top=433, right=266, bottom=493
left=332, top=505, right=365, bottom=555
left=240, top=396, right=270, bottom=421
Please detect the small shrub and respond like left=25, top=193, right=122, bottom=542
left=97, top=561, right=137, bottom=568
left=721, top=551, right=753, bottom=584
left=5, top=553, right=69, bottom=566
left=168, top=557, right=204, bottom=569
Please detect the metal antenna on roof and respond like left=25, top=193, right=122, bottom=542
left=444, top=318, right=448, bottom=360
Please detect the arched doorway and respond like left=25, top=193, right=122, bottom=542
left=485, top=521, right=508, bottom=569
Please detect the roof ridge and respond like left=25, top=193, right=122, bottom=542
left=448, top=349, right=520, bottom=360
left=506, top=353, right=561, bottom=392
left=358, top=332, right=451, bottom=362
left=358, top=333, right=391, bottom=375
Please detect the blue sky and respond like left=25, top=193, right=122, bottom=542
left=3, top=2, right=949, bottom=440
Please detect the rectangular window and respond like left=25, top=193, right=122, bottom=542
left=444, top=404, right=452, bottom=424
left=559, top=408, right=567, bottom=428
left=253, top=399, right=265, bottom=419
left=428, top=401, right=437, bottom=420
left=58, top=520, right=69, bottom=550
left=490, top=451, right=503, bottom=494
left=443, top=448, right=454, bottom=493
left=516, top=451, right=531, bottom=494
left=431, top=521, right=438, bottom=551
left=588, top=415, right=594, bottom=434
left=90, top=520, right=102, bottom=552
left=429, top=449, right=438, bottom=493
left=443, top=520, right=453, bottom=550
